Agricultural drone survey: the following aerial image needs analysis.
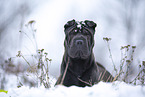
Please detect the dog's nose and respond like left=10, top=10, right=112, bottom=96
left=76, top=40, right=84, bottom=45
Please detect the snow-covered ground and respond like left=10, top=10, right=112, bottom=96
left=1, top=81, right=145, bottom=97
left=0, top=0, right=145, bottom=97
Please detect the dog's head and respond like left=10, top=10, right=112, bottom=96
left=64, top=19, right=97, bottom=59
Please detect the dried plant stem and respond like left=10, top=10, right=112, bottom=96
left=106, top=41, right=117, bottom=74
left=21, top=55, right=31, bottom=67
left=101, top=70, right=106, bottom=81
left=98, top=72, right=102, bottom=81
left=60, top=58, right=70, bottom=85
left=106, top=75, right=112, bottom=82
left=130, top=68, right=144, bottom=84
left=77, top=77, right=92, bottom=86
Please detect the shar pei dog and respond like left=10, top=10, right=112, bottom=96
left=55, top=19, right=114, bottom=87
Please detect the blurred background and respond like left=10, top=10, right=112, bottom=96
left=0, top=0, right=145, bottom=89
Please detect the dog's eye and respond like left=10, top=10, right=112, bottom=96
left=69, top=29, right=78, bottom=35
left=82, top=29, right=94, bottom=45
left=82, top=29, right=90, bottom=36
left=66, top=33, right=74, bottom=44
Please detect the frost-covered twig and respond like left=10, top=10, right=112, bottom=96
left=103, top=37, right=117, bottom=74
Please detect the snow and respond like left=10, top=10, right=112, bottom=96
left=1, top=81, right=145, bottom=97
left=1, top=0, right=145, bottom=96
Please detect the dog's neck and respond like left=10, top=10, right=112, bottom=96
left=63, top=53, right=96, bottom=77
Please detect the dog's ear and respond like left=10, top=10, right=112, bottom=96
left=64, top=19, right=76, bottom=29
left=64, top=19, right=77, bottom=35
left=84, top=20, right=97, bottom=30
left=64, top=19, right=77, bottom=34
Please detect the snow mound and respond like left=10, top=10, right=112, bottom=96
left=1, top=81, right=145, bottom=97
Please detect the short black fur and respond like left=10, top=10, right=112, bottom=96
left=55, top=19, right=114, bottom=87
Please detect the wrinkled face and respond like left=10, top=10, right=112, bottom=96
left=64, top=19, right=97, bottom=59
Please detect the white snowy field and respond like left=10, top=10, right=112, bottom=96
left=1, top=81, right=145, bottom=97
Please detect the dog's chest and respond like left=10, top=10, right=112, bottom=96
left=63, top=67, right=96, bottom=87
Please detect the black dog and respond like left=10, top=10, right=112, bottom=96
left=55, top=19, right=114, bottom=87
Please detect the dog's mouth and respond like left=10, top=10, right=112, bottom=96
left=75, top=50, right=84, bottom=59
left=68, top=46, right=90, bottom=59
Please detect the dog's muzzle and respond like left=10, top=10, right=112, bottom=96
left=68, top=35, right=90, bottom=59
